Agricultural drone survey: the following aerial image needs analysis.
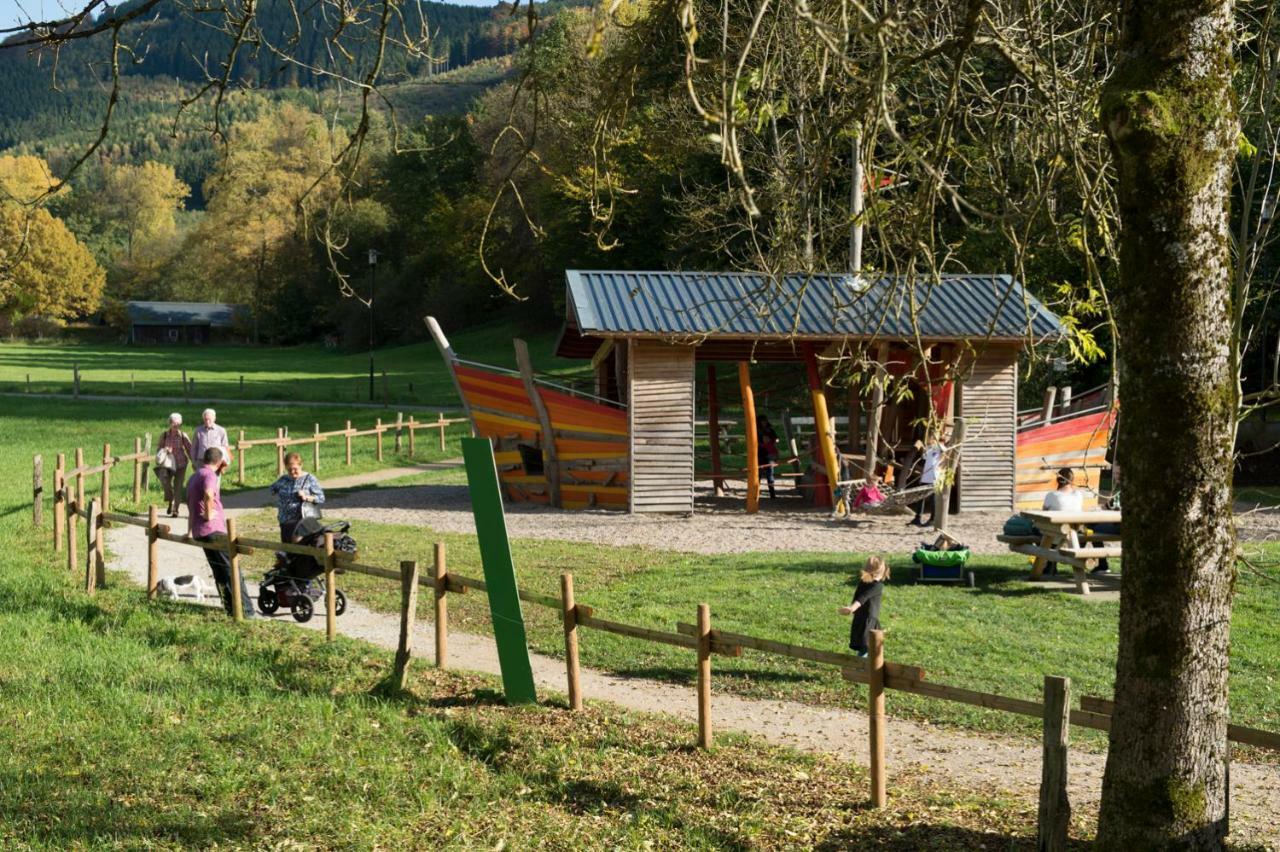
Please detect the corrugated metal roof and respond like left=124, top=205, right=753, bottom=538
left=127, top=301, right=248, bottom=327
left=565, top=270, right=1062, bottom=341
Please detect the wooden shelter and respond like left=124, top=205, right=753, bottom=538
left=431, top=269, right=1064, bottom=515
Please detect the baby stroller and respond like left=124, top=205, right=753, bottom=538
left=257, top=518, right=356, bottom=623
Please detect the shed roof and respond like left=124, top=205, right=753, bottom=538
left=127, top=301, right=248, bottom=327
left=557, top=270, right=1062, bottom=358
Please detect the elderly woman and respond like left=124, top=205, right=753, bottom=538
left=270, top=452, right=325, bottom=541
left=156, top=413, right=193, bottom=517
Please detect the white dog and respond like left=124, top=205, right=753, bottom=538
left=156, top=574, right=209, bottom=603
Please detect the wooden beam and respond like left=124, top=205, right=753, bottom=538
left=590, top=338, right=615, bottom=370
left=515, top=338, right=562, bottom=509
left=425, top=316, right=475, bottom=436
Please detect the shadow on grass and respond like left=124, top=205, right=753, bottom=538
left=812, top=823, right=1060, bottom=851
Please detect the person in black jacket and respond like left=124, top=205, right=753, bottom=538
left=839, top=555, right=889, bottom=657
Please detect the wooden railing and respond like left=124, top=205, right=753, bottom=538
left=37, top=479, right=1279, bottom=851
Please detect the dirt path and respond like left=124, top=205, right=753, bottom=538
left=104, top=497, right=1280, bottom=845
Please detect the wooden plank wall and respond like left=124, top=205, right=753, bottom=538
left=959, top=348, right=1018, bottom=511
left=628, top=339, right=695, bottom=513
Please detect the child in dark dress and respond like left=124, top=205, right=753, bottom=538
left=839, top=556, right=889, bottom=657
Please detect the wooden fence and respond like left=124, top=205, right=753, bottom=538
left=34, top=448, right=1280, bottom=851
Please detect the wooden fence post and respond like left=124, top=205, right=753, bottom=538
left=147, top=506, right=160, bottom=600
left=94, top=502, right=106, bottom=589
left=54, top=453, right=65, bottom=552
left=395, top=412, right=403, bottom=453
left=313, top=423, right=321, bottom=471
left=697, top=602, right=712, bottom=749
left=408, top=416, right=416, bottom=457
left=324, top=532, right=337, bottom=641
left=226, top=518, right=244, bottom=622
left=868, top=628, right=887, bottom=808
left=434, top=541, right=448, bottom=668
left=85, top=498, right=100, bottom=594
left=182, top=369, right=189, bottom=403
left=237, top=430, right=246, bottom=485
left=133, top=437, right=143, bottom=503
left=74, top=447, right=85, bottom=513
left=101, top=442, right=111, bottom=514
left=276, top=428, right=285, bottom=475
left=239, top=375, right=245, bottom=395
left=437, top=412, right=447, bottom=451
left=392, top=560, right=420, bottom=690
left=345, top=420, right=353, bottom=465
left=130, top=372, right=135, bottom=393
left=32, top=454, right=42, bottom=527
left=73, top=363, right=80, bottom=399
left=66, top=486, right=78, bottom=573
left=376, top=418, right=384, bottom=461
left=1038, top=675, right=1071, bottom=851
left=561, top=573, right=583, bottom=711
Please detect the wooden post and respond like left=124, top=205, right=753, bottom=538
left=276, top=428, right=285, bottom=475
left=933, top=418, right=965, bottom=532
left=54, top=453, right=65, bottom=552
left=73, top=363, right=80, bottom=399
left=803, top=343, right=841, bottom=505
left=313, top=424, right=321, bottom=471
left=561, top=573, right=583, bottom=710
left=182, top=369, right=189, bottom=403
left=226, top=518, right=244, bottom=622
left=101, top=442, right=111, bottom=515
left=392, top=560, right=420, bottom=691
left=237, top=430, right=246, bottom=485
left=133, top=437, right=143, bottom=503
left=345, top=420, right=353, bottom=465
left=868, top=628, right=887, bottom=808
left=1041, top=386, right=1058, bottom=426
left=1038, top=675, right=1071, bottom=851
left=434, top=541, right=448, bottom=668
left=408, top=416, right=416, bottom=457
left=395, top=412, right=403, bottom=453
left=375, top=418, right=384, bottom=461
left=85, top=498, right=100, bottom=593
left=74, top=447, right=85, bottom=513
left=738, top=362, right=760, bottom=513
left=697, top=603, right=713, bottom=748
left=707, top=365, right=725, bottom=496
left=25, top=373, right=30, bottom=393
left=863, top=343, right=889, bottom=480
left=32, top=454, right=42, bottom=527
left=66, top=485, right=78, bottom=573
left=146, top=505, right=160, bottom=600
left=239, top=375, right=245, bottom=395
left=324, top=532, right=337, bottom=641
left=130, top=372, right=135, bottom=393
left=437, top=412, right=447, bottom=452
left=515, top=338, right=562, bottom=507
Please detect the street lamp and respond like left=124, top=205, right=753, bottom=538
left=368, top=248, right=380, bottom=402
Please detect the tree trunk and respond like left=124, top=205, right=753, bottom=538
left=1096, top=1, right=1238, bottom=847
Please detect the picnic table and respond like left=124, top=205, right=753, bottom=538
left=997, top=509, right=1122, bottom=595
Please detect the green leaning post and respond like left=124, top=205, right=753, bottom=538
left=461, top=436, right=538, bottom=704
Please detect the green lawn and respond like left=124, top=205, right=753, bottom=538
left=0, top=317, right=591, bottom=406
left=228, top=483, right=1280, bottom=759
left=0, top=392, right=1099, bottom=848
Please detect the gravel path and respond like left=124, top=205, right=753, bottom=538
left=104, top=486, right=1280, bottom=846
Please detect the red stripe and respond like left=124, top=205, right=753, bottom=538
left=1017, top=409, right=1112, bottom=446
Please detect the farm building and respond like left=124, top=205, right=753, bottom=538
left=127, top=301, right=249, bottom=345
left=431, top=269, right=1074, bottom=514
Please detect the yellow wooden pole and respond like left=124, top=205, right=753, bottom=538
left=803, top=344, right=841, bottom=506
left=737, top=362, right=760, bottom=514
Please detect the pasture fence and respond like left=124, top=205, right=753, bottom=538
left=33, top=432, right=1280, bottom=850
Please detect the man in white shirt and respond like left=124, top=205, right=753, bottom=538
left=192, top=408, right=232, bottom=468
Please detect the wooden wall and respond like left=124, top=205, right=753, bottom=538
left=958, top=348, right=1018, bottom=511
left=628, top=339, right=695, bottom=513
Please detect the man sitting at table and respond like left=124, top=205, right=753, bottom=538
left=1040, top=468, right=1082, bottom=576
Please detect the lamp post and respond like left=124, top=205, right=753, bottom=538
left=368, top=248, right=379, bottom=402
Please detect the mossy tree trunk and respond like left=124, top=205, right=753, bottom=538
left=1097, top=0, right=1238, bottom=847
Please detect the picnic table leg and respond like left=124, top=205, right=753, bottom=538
left=1074, top=560, right=1094, bottom=596
left=1030, top=533, right=1055, bottom=578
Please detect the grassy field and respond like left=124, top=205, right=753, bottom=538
left=0, top=318, right=591, bottom=406
left=0, top=388, right=1106, bottom=847
left=227, top=498, right=1280, bottom=758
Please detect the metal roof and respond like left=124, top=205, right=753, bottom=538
left=564, top=270, right=1062, bottom=342
left=126, top=301, right=248, bottom=327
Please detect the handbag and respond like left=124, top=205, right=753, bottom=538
left=300, top=498, right=323, bottom=520
left=155, top=447, right=175, bottom=470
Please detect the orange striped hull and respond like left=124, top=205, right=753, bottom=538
left=1015, top=409, right=1114, bottom=510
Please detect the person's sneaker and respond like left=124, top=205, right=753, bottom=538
left=1090, top=566, right=1110, bottom=575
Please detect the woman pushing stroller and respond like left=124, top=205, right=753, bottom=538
left=271, top=452, right=325, bottom=541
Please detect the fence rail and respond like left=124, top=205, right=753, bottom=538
left=35, top=432, right=1278, bottom=851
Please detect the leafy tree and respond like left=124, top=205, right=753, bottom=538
left=0, top=205, right=105, bottom=321
left=0, top=154, right=62, bottom=204
left=102, top=161, right=190, bottom=259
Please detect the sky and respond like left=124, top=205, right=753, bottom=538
left=0, top=0, right=498, bottom=32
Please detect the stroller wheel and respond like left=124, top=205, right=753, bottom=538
left=258, top=588, right=279, bottom=615
left=291, top=595, right=314, bottom=623
left=333, top=590, right=347, bottom=617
